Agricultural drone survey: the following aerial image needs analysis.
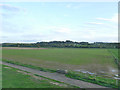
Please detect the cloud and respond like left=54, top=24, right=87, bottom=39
left=1, top=12, right=18, bottom=18
left=48, top=26, right=71, bottom=34
left=86, top=22, right=104, bottom=25
left=96, top=13, right=118, bottom=23
left=83, top=13, right=117, bottom=33
left=0, top=4, right=21, bottom=12
left=85, top=22, right=117, bottom=30
left=0, top=3, right=117, bottom=43
left=66, top=4, right=72, bottom=8
left=0, top=4, right=26, bottom=19
left=55, top=27, right=71, bottom=33
left=96, top=18, right=111, bottom=21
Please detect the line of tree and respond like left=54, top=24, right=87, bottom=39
left=2, top=40, right=119, bottom=48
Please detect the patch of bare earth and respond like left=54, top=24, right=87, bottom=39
left=17, top=70, right=43, bottom=80
left=2, top=47, right=47, bottom=50
left=16, top=70, right=69, bottom=87
left=4, top=67, right=11, bottom=69
left=49, top=82, right=67, bottom=87
left=29, top=60, right=117, bottom=77
left=17, top=70, right=28, bottom=75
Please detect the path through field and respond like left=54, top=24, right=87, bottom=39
left=1, top=61, right=108, bottom=88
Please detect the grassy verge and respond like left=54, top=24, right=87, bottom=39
left=65, top=71, right=118, bottom=88
left=108, top=49, right=118, bottom=59
left=2, top=64, right=72, bottom=88
left=3, top=59, right=57, bottom=73
left=108, top=49, right=119, bottom=66
left=3, top=59, right=118, bottom=88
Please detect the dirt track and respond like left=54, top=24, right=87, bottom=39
left=2, top=47, right=47, bottom=50
left=1, top=61, right=108, bottom=88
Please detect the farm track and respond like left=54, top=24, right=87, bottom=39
left=1, top=61, right=108, bottom=88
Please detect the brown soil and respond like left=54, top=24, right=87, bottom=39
left=2, top=47, right=47, bottom=50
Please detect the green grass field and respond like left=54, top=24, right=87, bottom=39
left=2, top=48, right=118, bottom=76
left=0, top=64, right=1, bottom=90
left=108, top=49, right=118, bottom=59
left=2, top=64, right=74, bottom=88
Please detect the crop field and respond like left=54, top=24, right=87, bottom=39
left=2, top=47, right=118, bottom=76
left=2, top=64, right=74, bottom=88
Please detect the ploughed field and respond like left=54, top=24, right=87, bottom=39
left=2, top=47, right=118, bottom=76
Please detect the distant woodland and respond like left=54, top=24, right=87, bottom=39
left=2, top=40, right=119, bottom=48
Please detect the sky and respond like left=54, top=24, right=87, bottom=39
left=0, top=2, right=118, bottom=43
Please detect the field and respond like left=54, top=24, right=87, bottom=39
left=108, top=49, right=118, bottom=59
left=2, top=47, right=118, bottom=76
left=2, top=64, right=74, bottom=88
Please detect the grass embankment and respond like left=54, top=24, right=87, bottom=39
left=65, top=71, right=118, bottom=88
left=108, top=49, right=119, bottom=65
left=2, top=64, right=74, bottom=88
left=108, top=49, right=118, bottom=59
left=0, top=64, right=1, bottom=90
left=3, top=59, right=118, bottom=88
